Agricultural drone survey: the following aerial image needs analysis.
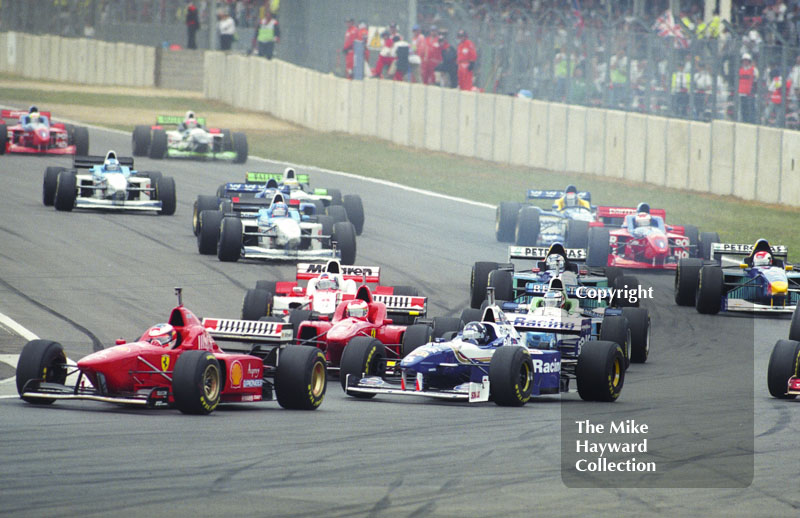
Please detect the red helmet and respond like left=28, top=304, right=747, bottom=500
left=346, top=300, right=368, bottom=319
left=145, top=323, right=177, bottom=348
left=753, top=251, right=772, bottom=267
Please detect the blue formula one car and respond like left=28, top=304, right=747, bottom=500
left=495, top=185, right=594, bottom=248
left=674, top=239, right=800, bottom=315
left=341, top=284, right=627, bottom=405
left=43, top=150, right=176, bottom=215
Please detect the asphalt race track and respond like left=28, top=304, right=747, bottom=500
left=0, top=124, right=798, bottom=517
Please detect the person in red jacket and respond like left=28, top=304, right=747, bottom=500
left=342, top=18, right=358, bottom=79
left=421, top=26, right=441, bottom=85
left=738, top=53, right=759, bottom=123
left=372, top=30, right=395, bottom=78
left=185, top=2, right=200, bottom=49
left=456, top=29, right=477, bottom=90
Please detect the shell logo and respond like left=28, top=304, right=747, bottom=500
left=230, top=360, right=243, bottom=388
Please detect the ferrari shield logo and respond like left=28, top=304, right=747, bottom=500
left=161, top=354, right=170, bottom=371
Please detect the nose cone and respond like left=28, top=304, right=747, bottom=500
left=647, top=233, right=669, bottom=257
left=33, top=127, right=50, bottom=144
left=106, top=173, right=127, bottom=194
left=770, top=280, right=788, bottom=295
left=275, top=218, right=301, bottom=245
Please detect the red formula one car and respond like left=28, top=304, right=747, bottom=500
left=585, top=203, right=717, bottom=270
left=241, top=259, right=427, bottom=326
left=293, top=284, right=436, bottom=376
left=16, top=289, right=327, bottom=414
left=0, top=107, right=89, bottom=156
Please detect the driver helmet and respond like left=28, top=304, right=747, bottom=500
left=462, top=322, right=487, bottom=344
left=753, top=250, right=772, bottom=267
left=184, top=110, right=197, bottom=130
left=28, top=105, right=39, bottom=114
left=271, top=202, right=288, bottom=218
left=545, top=254, right=565, bottom=274
left=564, top=185, right=578, bottom=207
left=317, top=273, right=338, bottom=290
left=636, top=202, right=650, bottom=214
left=634, top=212, right=652, bottom=227
left=543, top=290, right=565, bottom=309
left=346, top=299, right=369, bottom=319
left=105, top=157, right=121, bottom=172
left=145, top=323, right=177, bottom=348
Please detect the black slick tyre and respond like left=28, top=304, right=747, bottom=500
left=401, top=324, right=433, bottom=357
left=197, top=210, right=223, bottom=255
left=699, top=231, right=720, bottom=260
left=242, top=289, right=273, bottom=320
left=489, top=346, right=533, bottom=406
left=54, top=170, right=77, bottom=211
left=621, top=307, right=650, bottom=363
left=155, top=176, right=176, bottom=215
left=339, top=337, right=385, bottom=396
left=488, top=269, right=514, bottom=302
left=470, top=261, right=500, bottom=309
left=149, top=129, right=167, bottom=159
left=193, top=195, right=220, bottom=235
left=16, top=340, right=68, bottom=404
left=790, top=306, right=800, bottom=342
left=767, top=339, right=800, bottom=399
left=217, top=217, right=243, bottom=262
left=587, top=227, right=610, bottom=268
left=431, top=317, right=463, bottom=338
left=599, top=315, right=631, bottom=368
left=275, top=346, right=327, bottom=410
left=675, top=258, right=703, bottom=306
left=233, top=132, right=248, bottom=163
left=172, top=350, right=221, bottom=414
left=495, top=201, right=521, bottom=242
left=514, top=206, right=540, bottom=246
left=72, top=126, right=89, bottom=156
left=695, top=265, right=723, bottom=314
left=43, top=166, right=64, bottom=206
left=566, top=219, right=590, bottom=249
left=343, top=194, right=365, bottom=235
left=576, top=340, right=625, bottom=402
left=327, top=204, right=348, bottom=223
left=333, top=222, right=357, bottom=265
left=132, top=125, right=151, bottom=156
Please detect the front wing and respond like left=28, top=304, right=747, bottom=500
left=165, top=148, right=237, bottom=161
left=74, top=198, right=163, bottom=212
left=345, top=373, right=490, bottom=403
left=242, top=245, right=340, bottom=262
left=6, top=143, right=77, bottom=155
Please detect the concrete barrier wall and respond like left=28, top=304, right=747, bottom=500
left=604, top=110, right=626, bottom=179
left=733, top=124, right=758, bottom=201
left=624, top=113, right=646, bottom=182
left=688, top=121, right=711, bottom=193
left=8, top=31, right=800, bottom=207
left=756, top=127, right=782, bottom=203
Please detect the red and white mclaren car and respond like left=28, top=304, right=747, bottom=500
left=585, top=204, right=717, bottom=270
left=0, top=108, right=89, bottom=155
left=241, top=259, right=427, bottom=326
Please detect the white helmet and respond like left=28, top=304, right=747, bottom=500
left=634, top=212, right=651, bottom=227
left=545, top=254, right=565, bottom=274
left=543, top=290, right=564, bottom=309
left=753, top=251, right=772, bottom=267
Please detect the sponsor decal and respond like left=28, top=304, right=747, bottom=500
left=230, top=360, right=243, bottom=388
left=512, top=316, right=576, bottom=330
left=243, top=379, right=263, bottom=388
left=160, top=354, right=170, bottom=371
left=247, top=364, right=260, bottom=378
left=509, top=246, right=587, bottom=259
left=711, top=243, right=788, bottom=254
left=532, top=358, right=561, bottom=373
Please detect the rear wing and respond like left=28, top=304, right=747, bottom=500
left=527, top=190, right=591, bottom=202
left=508, top=246, right=587, bottom=262
left=710, top=243, right=788, bottom=262
left=246, top=171, right=310, bottom=185
left=596, top=206, right=666, bottom=227
left=73, top=155, right=135, bottom=168
left=1, top=109, right=52, bottom=120
left=202, top=318, right=293, bottom=343
left=156, top=115, right=206, bottom=126
left=296, top=263, right=380, bottom=282
left=372, top=294, right=427, bottom=318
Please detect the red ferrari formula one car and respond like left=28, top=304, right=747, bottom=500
left=293, top=284, right=437, bottom=374
left=0, top=106, right=89, bottom=156
left=16, top=289, right=326, bottom=414
left=585, top=203, right=717, bottom=270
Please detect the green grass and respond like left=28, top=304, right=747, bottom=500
left=6, top=82, right=800, bottom=257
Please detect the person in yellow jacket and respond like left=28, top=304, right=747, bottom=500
left=254, top=11, right=280, bottom=59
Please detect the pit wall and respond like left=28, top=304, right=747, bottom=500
left=2, top=32, right=797, bottom=207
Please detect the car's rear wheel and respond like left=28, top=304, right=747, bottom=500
left=622, top=307, right=650, bottom=364
left=326, top=189, right=342, bottom=205
left=72, top=126, right=89, bottom=156
left=566, top=219, right=590, bottom=249
left=587, top=227, right=610, bottom=268
left=470, top=261, right=500, bottom=309
left=333, top=222, right=357, bottom=265
left=699, top=231, right=720, bottom=260
left=695, top=265, right=723, bottom=314
left=576, top=340, right=625, bottom=402
left=495, top=201, right=521, bottom=242
left=343, top=194, right=365, bottom=235
left=327, top=204, right=348, bottom=223
left=401, top=324, right=433, bottom=357
left=197, top=210, right=223, bottom=255
left=790, top=306, right=800, bottom=342
left=514, top=206, right=540, bottom=246
left=675, top=258, right=703, bottom=306
left=599, top=315, right=631, bottom=368
left=233, top=132, right=248, bottom=163
left=149, top=129, right=167, bottom=159
left=156, top=176, right=176, bottom=216
left=193, top=195, right=219, bottom=235
left=488, top=269, right=514, bottom=302
left=242, top=288, right=274, bottom=320
left=431, top=317, right=463, bottom=339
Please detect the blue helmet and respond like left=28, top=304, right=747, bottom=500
left=636, top=202, right=650, bottom=214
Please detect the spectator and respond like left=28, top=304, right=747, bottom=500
left=422, top=26, right=441, bottom=85
left=694, top=61, right=713, bottom=120
left=764, top=67, right=790, bottom=125
left=738, top=53, right=759, bottom=123
left=609, top=48, right=629, bottom=108
left=392, top=35, right=410, bottom=81
left=456, top=29, right=477, bottom=90
left=218, top=11, right=236, bottom=51
left=410, top=24, right=426, bottom=82
left=373, top=30, right=395, bottom=78
left=567, top=66, right=588, bottom=105
left=185, top=1, right=200, bottom=49
left=254, top=11, right=279, bottom=59
left=437, top=29, right=457, bottom=88
left=342, top=18, right=358, bottom=79
left=671, top=61, right=691, bottom=117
